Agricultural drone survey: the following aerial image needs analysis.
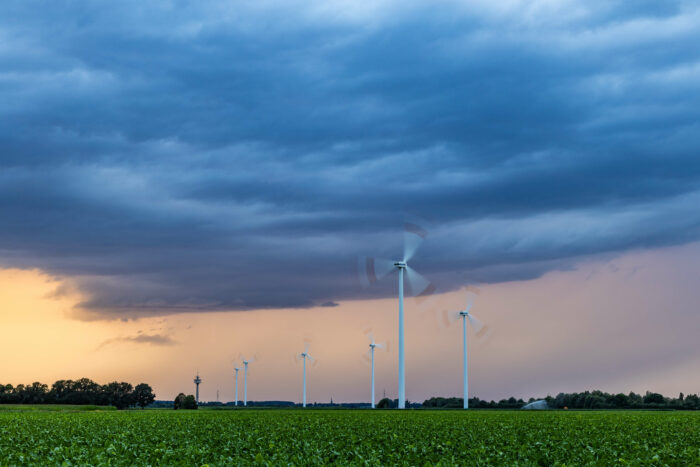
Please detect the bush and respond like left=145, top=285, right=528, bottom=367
left=184, top=395, right=198, bottom=409
left=377, top=398, right=396, bottom=409
left=174, top=393, right=198, bottom=410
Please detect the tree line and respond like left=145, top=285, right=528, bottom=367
left=0, top=378, right=155, bottom=409
left=422, top=396, right=525, bottom=409
left=546, top=390, right=700, bottom=409
left=422, top=390, right=700, bottom=409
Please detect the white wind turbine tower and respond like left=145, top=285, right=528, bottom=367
left=295, top=339, right=316, bottom=408
left=359, top=221, right=434, bottom=409
left=363, top=329, right=388, bottom=409
left=233, top=366, right=240, bottom=406
left=442, top=290, right=488, bottom=409
left=240, top=355, right=256, bottom=406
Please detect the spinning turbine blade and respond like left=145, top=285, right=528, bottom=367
left=403, top=222, right=428, bottom=262
left=439, top=309, right=462, bottom=329
left=464, top=290, right=477, bottom=313
left=241, top=354, right=257, bottom=364
left=474, top=325, right=492, bottom=346
left=405, top=266, right=436, bottom=297
left=467, top=313, right=484, bottom=334
left=470, top=317, right=490, bottom=340
left=358, top=257, right=395, bottom=287
left=476, top=324, right=490, bottom=339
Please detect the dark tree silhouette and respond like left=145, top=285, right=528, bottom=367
left=133, top=383, right=156, bottom=409
left=174, top=393, right=187, bottom=409
left=173, top=393, right=197, bottom=410
left=377, top=398, right=398, bottom=409
left=643, top=392, right=665, bottom=405
left=0, top=378, right=156, bottom=408
left=104, top=382, right=134, bottom=409
left=184, top=395, right=198, bottom=409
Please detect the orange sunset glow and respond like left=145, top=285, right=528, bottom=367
left=3, top=241, right=698, bottom=403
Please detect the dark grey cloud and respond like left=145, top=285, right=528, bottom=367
left=2, top=0, right=700, bottom=318
left=97, top=332, right=176, bottom=349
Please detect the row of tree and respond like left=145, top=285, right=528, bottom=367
left=0, top=378, right=155, bottom=409
left=545, top=390, right=700, bottom=409
left=422, top=396, right=526, bottom=409
left=375, top=398, right=424, bottom=409
left=422, top=391, right=700, bottom=409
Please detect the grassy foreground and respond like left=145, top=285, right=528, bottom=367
left=0, top=404, right=116, bottom=412
left=0, top=408, right=698, bottom=465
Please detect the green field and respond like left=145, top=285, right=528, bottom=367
left=0, top=404, right=116, bottom=412
left=0, top=408, right=697, bottom=465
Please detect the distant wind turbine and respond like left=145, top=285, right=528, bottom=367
left=441, top=290, right=488, bottom=409
left=295, top=339, right=316, bottom=408
left=240, top=355, right=256, bottom=406
left=234, top=366, right=240, bottom=406
left=359, top=221, right=435, bottom=409
left=363, top=329, right=388, bottom=409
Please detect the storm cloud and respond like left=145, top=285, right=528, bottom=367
left=2, top=0, right=700, bottom=318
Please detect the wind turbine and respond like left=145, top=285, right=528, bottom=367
left=363, top=329, right=388, bottom=409
left=193, top=373, right=202, bottom=404
left=441, top=290, right=488, bottom=409
left=240, top=355, right=256, bottom=406
left=233, top=366, right=240, bottom=406
left=295, top=339, right=316, bottom=408
left=358, top=221, right=434, bottom=409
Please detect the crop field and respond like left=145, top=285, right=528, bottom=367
left=0, top=408, right=698, bottom=465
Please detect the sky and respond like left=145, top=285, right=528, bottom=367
left=1, top=0, right=699, bottom=402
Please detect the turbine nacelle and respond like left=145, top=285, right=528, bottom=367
left=296, top=339, right=316, bottom=365
left=393, top=261, right=407, bottom=269
left=240, top=354, right=257, bottom=366
left=300, top=353, right=315, bottom=363
left=364, top=328, right=388, bottom=352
